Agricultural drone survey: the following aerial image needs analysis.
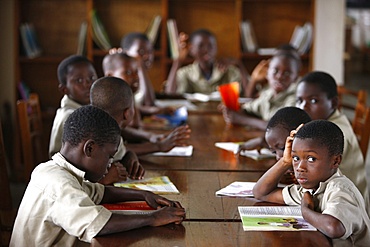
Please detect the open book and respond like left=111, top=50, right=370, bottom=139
left=102, top=201, right=155, bottom=215
left=238, top=206, right=316, bottom=231
left=215, top=142, right=275, bottom=160
left=216, top=181, right=256, bottom=197
left=114, top=176, right=180, bottom=194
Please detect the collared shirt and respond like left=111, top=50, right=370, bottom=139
left=49, top=95, right=82, bottom=157
left=10, top=153, right=112, bottom=246
left=282, top=170, right=370, bottom=246
left=241, top=83, right=297, bottom=121
left=175, top=61, right=242, bottom=94
left=49, top=95, right=126, bottom=162
left=328, top=110, right=369, bottom=206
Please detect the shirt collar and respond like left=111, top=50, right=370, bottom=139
left=303, top=170, right=342, bottom=196
left=61, top=95, right=83, bottom=109
left=52, top=152, right=86, bottom=184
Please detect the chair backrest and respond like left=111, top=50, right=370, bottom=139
left=337, top=86, right=367, bottom=111
left=16, top=93, right=47, bottom=182
left=352, top=102, right=370, bottom=160
left=0, top=120, right=12, bottom=211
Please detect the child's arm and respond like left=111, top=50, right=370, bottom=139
left=253, top=132, right=297, bottom=203
left=136, top=56, right=156, bottom=107
left=98, top=188, right=185, bottom=235
left=121, top=151, right=145, bottom=180
left=164, top=32, right=189, bottom=94
left=236, top=136, right=266, bottom=155
left=245, top=59, right=269, bottom=98
left=126, top=125, right=191, bottom=155
left=301, top=192, right=346, bottom=239
left=219, top=104, right=267, bottom=131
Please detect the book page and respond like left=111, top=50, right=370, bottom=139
left=238, top=206, right=316, bottom=231
left=215, top=181, right=255, bottom=197
left=215, top=142, right=275, bottom=160
left=152, top=145, right=193, bottom=157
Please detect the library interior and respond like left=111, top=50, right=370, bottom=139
left=1, top=0, right=370, bottom=246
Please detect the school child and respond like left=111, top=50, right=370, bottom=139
left=238, top=107, right=311, bottom=184
left=295, top=71, right=369, bottom=206
left=10, top=105, right=185, bottom=246
left=101, top=54, right=191, bottom=155
left=220, top=51, right=300, bottom=130
left=253, top=120, right=370, bottom=245
left=164, top=28, right=249, bottom=95
left=48, top=55, right=135, bottom=184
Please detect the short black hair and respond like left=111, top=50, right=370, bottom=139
left=102, top=52, right=135, bottom=74
left=189, top=29, right=215, bottom=43
left=90, top=76, right=133, bottom=118
left=62, top=105, right=120, bottom=147
left=121, top=32, right=149, bottom=50
left=274, top=44, right=302, bottom=70
left=267, top=107, right=311, bottom=132
left=295, top=120, right=344, bottom=156
left=299, top=71, right=338, bottom=99
left=57, top=55, right=93, bottom=86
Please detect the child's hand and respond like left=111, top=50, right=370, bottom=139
left=236, top=137, right=263, bottom=156
left=282, top=124, right=304, bottom=165
left=218, top=103, right=244, bottom=126
left=98, top=162, right=128, bottom=185
left=157, top=125, right=191, bottom=152
left=250, top=59, right=269, bottom=88
left=178, top=32, right=189, bottom=61
left=121, top=151, right=145, bottom=180
left=279, top=169, right=297, bottom=185
left=301, top=191, right=315, bottom=211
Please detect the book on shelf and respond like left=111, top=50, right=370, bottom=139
left=289, top=22, right=313, bottom=55
left=19, top=22, right=42, bottom=58
left=145, top=15, right=162, bottom=45
left=76, top=21, right=88, bottom=55
left=167, top=19, right=180, bottom=59
left=102, top=201, right=155, bottom=215
left=215, top=142, right=275, bottom=160
left=114, top=176, right=180, bottom=194
left=239, top=20, right=258, bottom=53
left=91, top=9, right=112, bottom=50
left=238, top=206, right=317, bottom=231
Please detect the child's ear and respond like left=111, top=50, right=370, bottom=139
left=58, top=84, right=69, bottom=95
left=123, top=107, right=130, bottom=120
left=331, top=96, right=339, bottom=110
left=83, top=140, right=95, bottom=157
left=332, top=154, right=342, bottom=169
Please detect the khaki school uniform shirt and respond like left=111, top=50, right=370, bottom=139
left=10, top=153, right=112, bottom=246
left=175, top=62, right=241, bottom=94
left=241, top=83, right=297, bottom=121
left=282, top=170, right=370, bottom=246
left=49, top=95, right=81, bottom=157
left=49, top=95, right=126, bottom=162
left=328, top=110, right=369, bottom=208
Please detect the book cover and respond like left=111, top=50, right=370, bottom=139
left=167, top=19, right=180, bottom=59
left=215, top=142, right=275, bottom=160
left=114, top=176, right=180, bottom=194
left=145, top=15, right=162, bottom=45
left=238, top=206, right=317, bottom=231
left=102, top=201, right=155, bottom=215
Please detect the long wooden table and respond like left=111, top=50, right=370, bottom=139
left=92, top=103, right=333, bottom=246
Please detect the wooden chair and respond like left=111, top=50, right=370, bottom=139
left=0, top=120, right=14, bottom=246
left=337, top=86, right=367, bottom=111
left=16, top=93, right=47, bottom=182
left=352, top=102, right=370, bottom=161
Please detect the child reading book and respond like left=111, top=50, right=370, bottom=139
left=10, top=105, right=185, bottom=246
left=253, top=120, right=370, bottom=245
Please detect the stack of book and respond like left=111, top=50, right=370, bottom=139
left=167, top=19, right=180, bottom=59
left=91, top=9, right=112, bottom=51
left=239, top=20, right=258, bottom=53
left=19, top=23, right=42, bottom=58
